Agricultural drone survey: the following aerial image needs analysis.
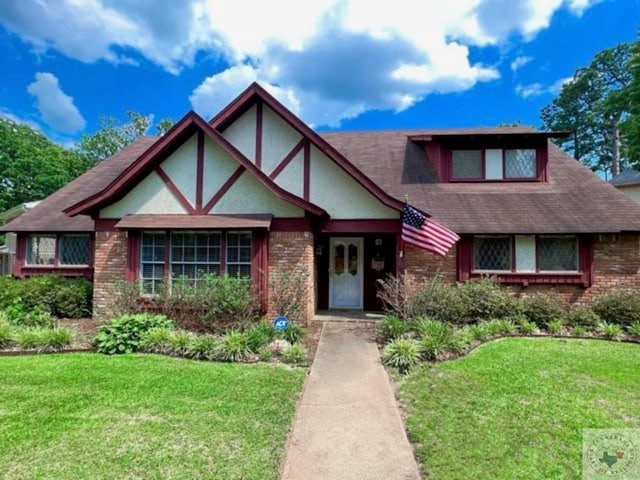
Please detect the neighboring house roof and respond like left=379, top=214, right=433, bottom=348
left=0, top=201, right=41, bottom=222
left=610, top=169, right=640, bottom=187
left=320, top=130, right=640, bottom=234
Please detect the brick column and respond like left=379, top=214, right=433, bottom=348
left=268, top=231, right=315, bottom=324
left=93, top=231, right=127, bottom=319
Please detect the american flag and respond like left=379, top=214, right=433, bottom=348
left=401, top=204, right=459, bottom=256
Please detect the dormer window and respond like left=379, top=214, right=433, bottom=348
left=449, top=148, right=539, bottom=181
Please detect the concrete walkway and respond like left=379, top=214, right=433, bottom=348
left=281, top=323, right=421, bottom=480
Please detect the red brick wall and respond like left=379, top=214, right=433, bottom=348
left=267, top=231, right=315, bottom=324
left=93, top=231, right=127, bottom=319
left=403, top=234, right=640, bottom=305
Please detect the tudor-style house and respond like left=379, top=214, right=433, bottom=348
left=3, top=83, right=640, bottom=322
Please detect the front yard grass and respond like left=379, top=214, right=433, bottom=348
left=0, top=353, right=306, bottom=480
left=398, top=338, right=640, bottom=479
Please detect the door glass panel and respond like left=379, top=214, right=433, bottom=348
left=334, top=243, right=344, bottom=275
left=348, top=243, right=358, bottom=275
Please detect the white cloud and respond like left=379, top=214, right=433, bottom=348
left=510, top=56, right=533, bottom=72
left=0, top=1, right=599, bottom=127
left=27, top=72, right=86, bottom=134
left=515, top=76, right=573, bottom=98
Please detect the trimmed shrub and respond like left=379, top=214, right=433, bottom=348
left=281, top=344, right=308, bottom=365
left=520, top=292, right=566, bottom=328
left=600, top=322, right=623, bottom=341
left=409, top=280, right=467, bottom=324
left=381, top=339, right=422, bottom=373
left=279, top=324, right=307, bottom=345
left=188, top=335, right=218, bottom=360
left=3, top=299, right=56, bottom=328
left=375, top=315, right=410, bottom=343
left=95, top=314, right=174, bottom=355
left=454, top=277, right=518, bottom=323
left=257, top=347, right=274, bottom=362
left=565, top=306, right=600, bottom=328
left=592, top=289, right=640, bottom=326
left=246, top=322, right=277, bottom=352
left=214, top=330, right=252, bottom=362
left=0, top=276, right=92, bottom=318
left=0, top=321, right=14, bottom=348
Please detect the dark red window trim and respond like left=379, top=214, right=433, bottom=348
left=127, top=228, right=268, bottom=312
left=13, top=233, right=94, bottom=280
left=458, top=234, right=594, bottom=287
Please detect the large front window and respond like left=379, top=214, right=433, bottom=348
left=472, top=235, right=578, bottom=273
left=140, top=230, right=252, bottom=294
left=26, top=234, right=90, bottom=266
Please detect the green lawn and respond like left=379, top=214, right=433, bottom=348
left=0, top=354, right=306, bottom=480
left=398, top=338, right=640, bottom=480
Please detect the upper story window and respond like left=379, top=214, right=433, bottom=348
left=450, top=148, right=538, bottom=181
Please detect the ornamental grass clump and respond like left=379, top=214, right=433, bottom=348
left=382, top=339, right=422, bottom=373
left=417, top=320, right=455, bottom=360
left=139, top=327, right=174, bottom=354
left=215, top=330, right=253, bottom=362
left=0, top=321, right=13, bottom=348
left=628, top=322, right=640, bottom=338
left=246, top=322, right=277, bottom=352
left=13, top=327, right=74, bottom=352
left=168, top=331, right=194, bottom=357
left=278, top=324, right=307, bottom=345
left=375, top=315, right=410, bottom=343
left=281, top=344, right=308, bottom=365
left=600, top=322, right=623, bottom=341
left=188, top=334, right=218, bottom=361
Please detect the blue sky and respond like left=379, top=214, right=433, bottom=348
left=0, top=0, right=638, bottom=146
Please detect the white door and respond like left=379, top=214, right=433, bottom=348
left=329, top=237, right=363, bottom=309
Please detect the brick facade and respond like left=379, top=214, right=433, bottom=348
left=403, top=234, right=640, bottom=305
left=93, top=231, right=127, bottom=319
left=267, top=231, right=315, bottom=324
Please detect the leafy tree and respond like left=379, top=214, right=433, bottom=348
left=622, top=39, right=640, bottom=164
left=541, top=42, right=635, bottom=177
left=0, top=118, right=87, bottom=213
left=77, top=111, right=174, bottom=166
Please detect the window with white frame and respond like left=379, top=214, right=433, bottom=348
left=450, top=148, right=538, bottom=181
left=226, top=232, right=252, bottom=277
left=26, top=234, right=90, bottom=266
left=141, top=232, right=165, bottom=295
left=170, top=232, right=221, bottom=286
left=140, top=230, right=252, bottom=294
left=472, top=235, right=579, bottom=273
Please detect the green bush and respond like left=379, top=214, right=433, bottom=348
left=95, top=314, right=174, bottom=355
left=189, top=335, right=219, bottom=360
left=281, top=344, right=307, bottom=365
left=168, top=331, right=194, bottom=356
left=592, top=289, right=640, bottom=326
left=408, top=279, right=467, bottom=324
left=214, top=330, right=253, bottom=362
left=381, top=339, right=422, bottom=373
left=246, top=322, right=277, bottom=352
left=0, top=321, right=14, bottom=348
left=3, top=299, right=56, bottom=328
left=628, top=322, right=640, bottom=337
left=520, top=292, right=566, bottom=328
left=278, top=324, right=307, bottom=345
left=600, top=322, right=623, bottom=341
left=565, top=306, right=600, bottom=328
left=13, top=327, right=74, bottom=351
left=375, top=315, right=410, bottom=343
left=454, top=277, right=518, bottom=323
left=571, top=325, right=588, bottom=337
left=419, top=320, right=455, bottom=360
left=0, top=276, right=92, bottom=318
left=518, top=319, right=537, bottom=335
left=139, top=327, right=174, bottom=354
left=547, top=319, right=565, bottom=335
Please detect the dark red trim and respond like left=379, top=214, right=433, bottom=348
left=303, top=140, right=310, bottom=201
left=65, top=110, right=327, bottom=218
left=255, top=101, right=263, bottom=168
left=269, top=139, right=305, bottom=180
left=94, top=219, right=120, bottom=232
left=155, top=166, right=196, bottom=214
left=203, top=166, right=246, bottom=213
left=210, top=82, right=404, bottom=212
left=126, top=231, right=141, bottom=282
left=13, top=234, right=26, bottom=276
left=196, top=131, right=205, bottom=212
left=271, top=218, right=312, bottom=232
left=251, top=230, right=268, bottom=312
left=17, top=267, right=93, bottom=280
left=319, top=219, right=401, bottom=233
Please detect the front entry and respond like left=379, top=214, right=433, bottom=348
left=329, top=237, right=363, bottom=309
